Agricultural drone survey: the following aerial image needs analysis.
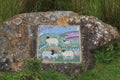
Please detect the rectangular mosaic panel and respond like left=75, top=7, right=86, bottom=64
left=37, top=25, right=82, bottom=63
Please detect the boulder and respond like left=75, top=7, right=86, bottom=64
left=0, top=11, right=119, bottom=75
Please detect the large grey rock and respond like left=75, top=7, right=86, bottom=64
left=0, top=11, right=119, bottom=75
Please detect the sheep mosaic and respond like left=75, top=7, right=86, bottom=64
left=61, top=50, right=74, bottom=59
left=46, top=36, right=59, bottom=46
left=37, top=25, right=81, bottom=63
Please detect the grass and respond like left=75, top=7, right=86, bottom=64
left=0, top=43, right=120, bottom=80
left=76, top=43, right=120, bottom=80
left=0, top=0, right=24, bottom=25
left=76, top=61, right=120, bottom=80
left=0, top=0, right=120, bottom=30
left=0, top=0, right=120, bottom=80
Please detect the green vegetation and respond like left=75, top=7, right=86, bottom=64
left=0, top=59, right=70, bottom=80
left=0, top=0, right=24, bottom=24
left=0, top=0, right=120, bottom=80
left=0, top=0, right=120, bottom=30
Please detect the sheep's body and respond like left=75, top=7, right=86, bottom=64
left=42, top=51, right=58, bottom=59
left=61, top=51, right=74, bottom=59
left=46, top=38, right=59, bottom=46
left=63, top=40, right=70, bottom=45
left=42, top=51, right=51, bottom=59
left=51, top=54, right=58, bottom=59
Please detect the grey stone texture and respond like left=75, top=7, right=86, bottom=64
left=0, top=11, right=119, bottom=76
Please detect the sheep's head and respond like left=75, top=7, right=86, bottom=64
left=51, top=50, right=55, bottom=53
left=63, top=40, right=66, bottom=42
left=51, top=50, right=55, bottom=55
left=46, top=36, right=50, bottom=39
left=62, top=50, right=66, bottom=52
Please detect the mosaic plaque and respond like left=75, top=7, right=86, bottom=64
left=37, top=25, right=82, bottom=63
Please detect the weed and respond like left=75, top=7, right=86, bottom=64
left=95, top=42, right=120, bottom=64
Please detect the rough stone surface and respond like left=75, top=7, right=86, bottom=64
left=0, top=11, right=119, bottom=75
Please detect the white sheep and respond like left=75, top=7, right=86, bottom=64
left=46, top=36, right=59, bottom=46
left=63, top=40, right=71, bottom=45
left=42, top=51, right=51, bottom=59
left=61, top=50, right=74, bottom=59
left=51, top=54, right=58, bottom=59
left=42, top=50, right=58, bottom=59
